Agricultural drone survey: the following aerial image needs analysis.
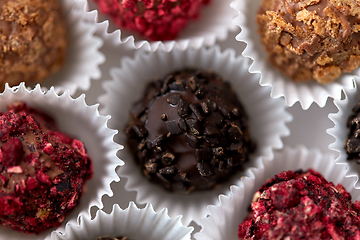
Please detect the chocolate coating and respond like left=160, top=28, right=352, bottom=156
left=125, top=69, right=254, bottom=193
left=257, top=0, right=360, bottom=84
left=238, top=169, right=360, bottom=239
left=0, top=102, right=92, bottom=234
left=0, top=0, right=67, bottom=90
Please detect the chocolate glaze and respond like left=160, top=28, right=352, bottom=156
left=126, top=69, right=254, bottom=193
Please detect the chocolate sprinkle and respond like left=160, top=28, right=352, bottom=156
left=125, top=69, right=254, bottom=193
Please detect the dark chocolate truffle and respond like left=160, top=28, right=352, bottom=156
left=125, top=69, right=254, bottom=193
left=94, top=0, right=210, bottom=41
left=238, top=169, right=360, bottom=239
left=257, top=0, right=360, bottom=84
left=0, top=0, right=67, bottom=90
left=346, top=102, right=360, bottom=163
left=0, top=102, right=92, bottom=234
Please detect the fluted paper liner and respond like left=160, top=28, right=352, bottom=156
left=81, top=0, right=237, bottom=52
left=98, top=46, right=291, bottom=225
left=328, top=80, right=360, bottom=180
left=231, top=0, right=356, bottom=110
left=194, top=146, right=359, bottom=240
left=0, top=83, right=121, bottom=240
left=36, top=0, right=105, bottom=95
left=50, top=202, right=192, bottom=240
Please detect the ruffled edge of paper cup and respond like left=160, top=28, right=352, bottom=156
left=50, top=202, right=193, bottom=240
left=36, top=0, right=105, bottom=95
left=327, top=79, right=360, bottom=181
left=0, top=83, right=121, bottom=240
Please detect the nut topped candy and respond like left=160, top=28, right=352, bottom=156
left=125, top=69, right=254, bottom=193
left=0, top=102, right=92, bottom=234
left=257, top=0, right=360, bottom=84
left=0, top=0, right=67, bottom=90
left=238, top=169, right=360, bottom=239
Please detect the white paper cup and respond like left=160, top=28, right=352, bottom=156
left=328, top=80, right=360, bottom=181
left=50, top=202, right=192, bottom=240
left=33, top=0, right=105, bottom=95
left=231, top=0, right=357, bottom=110
left=0, top=83, right=121, bottom=240
left=98, top=45, right=292, bottom=225
left=81, top=0, right=237, bottom=52
left=194, top=146, right=359, bottom=240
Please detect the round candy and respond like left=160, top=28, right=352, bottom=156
left=257, top=0, right=360, bottom=84
left=95, top=0, right=209, bottom=41
left=0, top=0, right=67, bottom=90
left=0, top=102, right=92, bottom=234
left=125, top=69, right=254, bottom=193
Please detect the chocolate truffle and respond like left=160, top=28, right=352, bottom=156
left=94, top=0, right=210, bottom=41
left=238, top=169, right=360, bottom=239
left=0, top=102, right=92, bottom=234
left=125, top=69, right=254, bottom=193
left=0, top=0, right=67, bottom=90
left=257, top=0, right=360, bottom=84
left=345, top=102, right=360, bottom=163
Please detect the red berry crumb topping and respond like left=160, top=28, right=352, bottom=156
left=94, top=0, right=210, bottom=41
left=0, top=102, right=92, bottom=234
left=238, top=169, right=360, bottom=240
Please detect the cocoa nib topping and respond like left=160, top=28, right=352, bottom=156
left=125, top=69, right=255, bottom=193
left=238, top=169, right=360, bottom=240
left=0, top=101, right=92, bottom=234
left=346, top=102, right=360, bottom=163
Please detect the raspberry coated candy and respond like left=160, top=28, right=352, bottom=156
left=0, top=102, right=92, bottom=234
left=94, top=0, right=210, bottom=41
left=125, top=69, right=254, bottom=193
left=238, top=169, right=360, bottom=240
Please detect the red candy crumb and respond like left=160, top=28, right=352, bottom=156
left=0, top=102, right=92, bottom=234
left=238, top=169, right=360, bottom=240
left=94, top=0, right=210, bottom=41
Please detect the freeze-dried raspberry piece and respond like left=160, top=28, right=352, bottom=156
left=1, top=137, right=24, bottom=167
left=0, top=102, right=92, bottom=234
left=94, top=0, right=210, bottom=41
left=238, top=169, right=360, bottom=240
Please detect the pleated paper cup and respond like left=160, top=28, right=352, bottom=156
left=231, top=0, right=356, bottom=110
left=98, top=45, right=291, bottom=225
left=36, top=0, right=105, bottom=95
left=328, top=80, right=360, bottom=180
left=0, top=83, right=121, bottom=240
left=81, top=0, right=237, bottom=52
left=194, top=146, right=358, bottom=240
left=50, top=202, right=192, bottom=240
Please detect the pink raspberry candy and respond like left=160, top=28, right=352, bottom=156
left=94, top=0, right=210, bottom=40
